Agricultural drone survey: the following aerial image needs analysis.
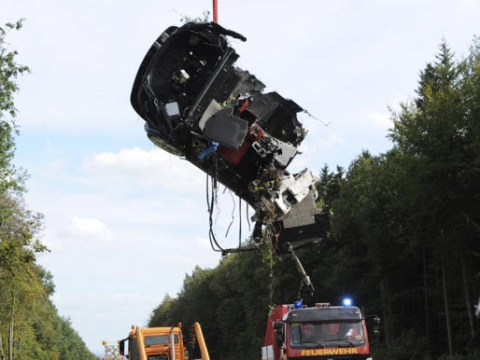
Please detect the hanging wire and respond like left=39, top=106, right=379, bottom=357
left=224, top=189, right=235, bottom=237
left=206, top=169, right=224, bottom=253
left=204, top=154, right=257, bottom=255
left=302, top=109, right=331, bottom=126
left=238, top=196, right=242, bottom=249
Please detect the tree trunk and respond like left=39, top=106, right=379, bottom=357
left=0, top=319, right=5, bottom=360
left=8, top=288, right=15, bottom=360
left=461, top=250, right=475, bottom=338
left=380, top=277, right=394, bottom=354
left=441, top=250, right=453, bottom=356
left=422, top=247, right=431, bottom=353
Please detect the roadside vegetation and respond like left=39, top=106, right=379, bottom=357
left=0, top=20, right=97, bottom=360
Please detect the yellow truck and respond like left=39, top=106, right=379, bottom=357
left=119, top=322, right=209, bottom=360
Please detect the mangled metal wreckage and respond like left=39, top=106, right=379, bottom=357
left=131, top=22, right=329, bottom=252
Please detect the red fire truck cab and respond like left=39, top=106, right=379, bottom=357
left=262, top=301, right=379, bottom=360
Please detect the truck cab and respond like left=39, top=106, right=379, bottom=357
left=119, top=324, right=187, bottom=360
left=263, top=302, right=377, bottom=360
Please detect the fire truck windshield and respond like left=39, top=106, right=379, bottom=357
left=290, top=321, right=365, bottom=348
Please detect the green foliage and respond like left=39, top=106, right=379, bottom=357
left=316, top=164, right=345, bottom=209
left=0, top=19, right=29, bottom=195
left=0, top=20, right=29, bottom=120
left=0, top=20, right=96, bottom=359
left=384, top=38, right=480, bottom=358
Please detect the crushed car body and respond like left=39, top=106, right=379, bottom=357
left=131, top=21, right=329, bottom=252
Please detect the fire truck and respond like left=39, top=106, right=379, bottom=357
left=262, top=301, right=380, bottom=360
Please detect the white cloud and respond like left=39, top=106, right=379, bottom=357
left=365, top=111, right=393, bottom=134
left=66, top=216, right=114, bottom=242
left=87, top=147, right=157, bottom=168
left=46, top=158, right=70, bottom=172
left=82, top=147, right=205, bottom=193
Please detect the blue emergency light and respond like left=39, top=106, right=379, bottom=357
left=294, top=300, right=303, bottom=309
left=342, top=298, right=352, bottom=306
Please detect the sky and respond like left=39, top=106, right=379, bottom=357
left=3, top=0, right=480, bottom=356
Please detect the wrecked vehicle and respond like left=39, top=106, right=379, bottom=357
left=130, top=21, right=329, bottom=252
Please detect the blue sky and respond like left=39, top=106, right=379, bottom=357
left=3, top=0, right=480, bottom=356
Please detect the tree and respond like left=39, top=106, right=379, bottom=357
left=389, top=39, right=480, bottom=357
left=0, top=20, right=96, bottom=359
left=0, top=20, right=38, bottom=360
left=0, top=20, right=29, bottom=194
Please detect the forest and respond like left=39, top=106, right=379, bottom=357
left=147, top=38, right=480, bottom=359
left=1, top=17, right=480, bottom=360
left=0, top=21, right=97, bottom=360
